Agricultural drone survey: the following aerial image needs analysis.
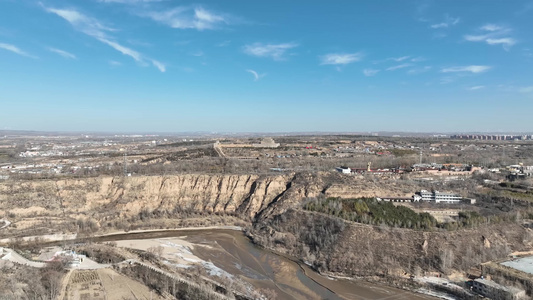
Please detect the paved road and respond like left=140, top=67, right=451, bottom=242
left=0, top=247, right=109, bottom=269
left=0, top=248, right=46, bottom=267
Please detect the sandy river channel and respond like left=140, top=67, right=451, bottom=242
left=92, top=228, right=438, bottom=300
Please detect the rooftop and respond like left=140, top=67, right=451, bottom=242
left=474, top=278, right=525, bottom=294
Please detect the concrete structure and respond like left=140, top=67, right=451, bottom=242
left=501, top=255, right=533, bottom=275
left=507, top=163, right=533, bottom=177
left=415, top=190, right=462, bottom=204
left=252, top=138, right=280, bottom=148
left=52, top=250, right=86, bottom=268
left=472, top=278, right=526, bottom=300
left=376, top=196, right=414, bottom=202
left=452, top=134, right=532, bottom=141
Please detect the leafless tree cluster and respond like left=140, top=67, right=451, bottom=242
left=0, top=261, right=66, bottom=300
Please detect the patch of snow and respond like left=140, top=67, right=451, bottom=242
left=201, top=261, right=233, bottom=278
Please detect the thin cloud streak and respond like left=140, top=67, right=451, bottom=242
left=243, top=42, right=298, bottom=60
left=47, top=47, right=77, bottom=59
left=468, top=85, right=485, bottom=90
left=464, top=24, right=516, bottom=50
left=109, top=60, right=121, bottom=66
left=151, top=59, right=166, bottom=72
left=43, top=5, right=164, bottom=72
left=481, top=24, right=503, bottom=32
left=99, top=38, right=142, bottom=61
left=430, top=15, right=460, bottom=29
left=486, top=38, right=516, bottom=47
left=407, top=66, right=432, bottom=74
left=145, top=6, right=229, bottom=31
left=441, top=65, right=491, bottom=73
left=245, top=69, right=265, bottom=81
left=410, top=57, right=426, bottom=62
left=388, top=55, right=410, bottom=62
left=363, top=69, right=379, bottom=76
left=386, top=63, right=412, bottom=71
left=320, top=53, right=363, bottom=65
left=0, top=43, right=37, bottom=58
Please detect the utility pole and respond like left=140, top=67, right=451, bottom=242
left=123, top=152, right=128, bottom=176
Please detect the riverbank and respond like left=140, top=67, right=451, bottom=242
left=0, top=225, right=242, bottom=245
left=3, top=226, right=445, bottom=299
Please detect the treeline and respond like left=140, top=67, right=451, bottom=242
left=0, top=260, right=67, bottom=300
left=440, top=211, right=520, bottom=231
left=303, top=197, right=522, bottom=231
left=387, top=148, right=417, bottom=157
left=118, top=263, right=256, bottom=300
left=248, top=209, right=345, bottom=272
left=303, top=197, right=437, bottom=230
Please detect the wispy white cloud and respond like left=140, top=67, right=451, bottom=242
left=464, top=24, right=516, bottom=50
left=245, top=69, right=265, bottom=81
left=243, top=42, right=298, bottom=61
left=145, top=6, right=229, bottom=30
left=430, top=15, right=460, bottom=29
left=464, top=34, right=488, bottom=42
left=374, top=55, right=423, bottom=64
left=43, top=5, right=164, bottom=72
left=441, top=65, right=491, bottom=73
left=98, top=38, right=142, bottom=61
left=386, top=63, right=412, bottom=71
left=486, top=38, right=516, bottom=47
left=320, top=53, right=363, bottom=65
left=47, top=47, right=77, bottom=59
left=407, top=66, right=432, bottom=74
left=468, top=85, right=485, bottom=90
left=388, top=55, right=410, bottom=62
left=109, top=60, right=122, bottom=66
left=43, top=6, right=115, bottom=39
left=480, top=24, right=503, bottom=32
left=363, top=69, right=379, bottom=77
left=151, top=59, right=165, bottom=72
left=0, top=43, right=37, bottom=58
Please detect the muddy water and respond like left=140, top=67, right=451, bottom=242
left=90, top=229, right=436, bottom=300
left=183, top=230, right=436, bottom=300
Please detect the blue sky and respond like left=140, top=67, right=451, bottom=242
left=1, top=0, right=532, bottom=133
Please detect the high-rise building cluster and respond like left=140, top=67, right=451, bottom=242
left=451, top=134, right=533, bottom=141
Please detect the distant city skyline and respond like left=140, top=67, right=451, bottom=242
left=1, top=0, right=532, bottom=132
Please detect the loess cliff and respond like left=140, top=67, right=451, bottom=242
left=0, top=172, right=364, bottom=222
left=0, top=172, right=414, bottom=222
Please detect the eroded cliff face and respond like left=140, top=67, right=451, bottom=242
left=0, top=172, right=413, bottom=223
left=0, top=174, right=296, bottom=219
